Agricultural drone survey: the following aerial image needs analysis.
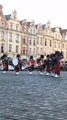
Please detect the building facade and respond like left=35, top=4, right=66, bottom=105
left=20, top=19, right=28, bottom=59
left=0, top=5, right=67, bottom=61
left=27, top=20, right=37, bottom=59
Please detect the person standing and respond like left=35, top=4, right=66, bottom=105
left=1, top=54, right=9, bottom=73
left=28, top=56, right=35, bottom=74
left=14, top=54, right=22, bottom=74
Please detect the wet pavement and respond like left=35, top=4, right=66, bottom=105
left=0, top=71, right=67, bottom=120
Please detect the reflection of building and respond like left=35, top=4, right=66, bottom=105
left=0, top=5, right=67, bottom=61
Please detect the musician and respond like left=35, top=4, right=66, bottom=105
left=14, top=54, right=22, bottom=74
left=54, top=51, right=63, bottom=77
left=28, top=56, right=35, bottom=74
left=39, top=55, right=45, bottom=74
left=50, top=53, right=56, bottom=76
left=1, top=54, right=9, bottom=73
left=45, top=54, right=51, bottom=75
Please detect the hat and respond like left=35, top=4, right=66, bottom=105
left=40, top=55, right=44, bottom=59
left=30, top=55, right=33, bottom=59
left=16, top=54, right=20, bottom=58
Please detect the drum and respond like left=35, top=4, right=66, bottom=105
left=12, top=58, right=18, bottom=66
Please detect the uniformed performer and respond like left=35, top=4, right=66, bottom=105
left=45, top=54, right=51, bottom=75
left=28, top=56, right=35, bottom=74
left=50, top=53, right=56, bottom=76
left=1, top=54, right=9, bottom=73
left=14, top=54, right=22, bottom=74
left=38, top=55, right=45, bottom=74
left=54, top=51, right=62, bottom=77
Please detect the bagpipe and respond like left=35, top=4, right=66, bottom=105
left=23, top=52, right=64, bottom=71
left=21, top=55, right=46, bottom=71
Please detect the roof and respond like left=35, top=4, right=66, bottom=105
left=61, top=29, right=67, bottom=33
left=42, top=24, right=46, bottom=30
left=27, top=22, right=31, bottom=27
left=51, top=28, right=56, bottom=32
left=35, top=24, right=38, bottom=29
left=5, top=14, right=11, bottom=20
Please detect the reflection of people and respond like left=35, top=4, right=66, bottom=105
left=1, top=54, right=8, bottom=73
left=28, top=56, right=35, bottom=74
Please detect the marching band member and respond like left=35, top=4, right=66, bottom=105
left=46, top=54, right=51, bottom=75
left=14, top=54, right=22, bottom=74
left=28, top=56, right=35, bottom=74
left=39, top=55, right=45, bottom=75
left=1, top=54, right=9, bottom=73
left=54, top=51, right=61, bottom=77
left=50, top=53, right=56, bottom=76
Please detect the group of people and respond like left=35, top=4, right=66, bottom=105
left=0, top=51, right=63, bottom=78
left=27, top=51, right=63, bottom=77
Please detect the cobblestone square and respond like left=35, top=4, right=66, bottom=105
left=0, top=71, right=67, bottom=120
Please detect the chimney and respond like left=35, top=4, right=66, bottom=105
left=0, top=5, right=3, bottom=16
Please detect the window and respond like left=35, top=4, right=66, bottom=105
left=29, top=39, right=31, bottom=45
left=16, top=46, right=19, bottom=53
left=9, top=44, right=12, bottom=52
left=34, top=30, right=35, bottom=34
left=62, top=43, right=64, bottom=48
left=33, top=48, right=35, bottom=55
left=55, top=42, right=56, bottom=48
left=29, top=48, right=32, bottom=55
left=1, top=31, right=4, bottom=40
left=33, top=39, right=35, bottom=46
left=58, top=35, right=60, bottom=39
left=40, top=38, right=43, bottom=45
left=9, top=32, right=12, bottom=42
left=66, top=51, right=67, bottom=58
left=16, top=25, right=18, bottom=31
left=1, top=43, right=4, bottom=53
left=50, top=40, right=52, bottom=47
left=23, top=47, right=26, bottom=55
left=30, top=29, right=32, bottom=33
left=37, top=47, right=39, bottom=54
left=58, top=43, right=60, bottom=48
left=41, top=48, right=42, bottom=53
left=55, top=34, right=57, bottom=39
left=16, top=34, right=19, bottom=43
left=2, top=23, right=4, bottom=27
left=10, top=24, right=13, bottom=29
left=37, top=37, right=39, bottom=44
left=23, top=38, right=26, bottom=44
left=45, top=39, right=47, bottom=46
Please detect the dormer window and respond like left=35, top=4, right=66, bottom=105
left=10, top=24, right=13, bottom=29
left=16, top=25, right=18, bottom=31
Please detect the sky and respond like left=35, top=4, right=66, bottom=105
left=0, top=0, right=67, bottom=28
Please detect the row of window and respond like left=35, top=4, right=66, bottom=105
left=0, top=32, right=66, bottom=49
left=0, top=31, right=20, bottom=42
left=9, top=24, right=20, bottom=31
left=0, top=43, right=19, bottom=53
left=29, top=39, right=52, bottom=47
left=55, top=34, right=61, bottom=39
